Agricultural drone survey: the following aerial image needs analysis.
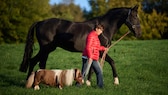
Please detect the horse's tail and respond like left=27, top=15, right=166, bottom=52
left=25, top=72, right=35, bottom=88
left=19, top=22, right=38, bottom=72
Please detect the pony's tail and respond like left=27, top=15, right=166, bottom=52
left=25, top=72, right=35, bottom=88
left=19, top=22, right=38, bottom=72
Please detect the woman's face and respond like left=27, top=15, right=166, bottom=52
left=96, top=28, right=103, bottom=35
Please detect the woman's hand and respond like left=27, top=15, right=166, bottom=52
left=105, top=48, right=109, bottom=52
left=88, top=58, right=93, bottom=64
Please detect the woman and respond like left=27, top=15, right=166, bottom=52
left=81, top=24, right=108, bottom=88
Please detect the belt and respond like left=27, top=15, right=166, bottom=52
left=82, top=56, right=88, bottom=59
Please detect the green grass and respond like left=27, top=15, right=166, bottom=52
left=0, top=40, right=168, bottom=95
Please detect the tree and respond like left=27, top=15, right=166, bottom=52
left=139, top=8, right=168, bottom=39
left=51, top=1, right=85, bottom=22
left=142, top=0, right=168, bottom=14
left=0, top=0, right=53, bottom=43
left=142, top=0, right=168, bottom=39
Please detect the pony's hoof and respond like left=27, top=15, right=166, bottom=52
left=59, top=85, right=63, bottom=90
left=114, top=77, right=119, bottom=85
left=34, top=85, right=40, bottom=90
left=86, top=80, right=91, bottom=86
left=82, top=79, right=84, bottom=84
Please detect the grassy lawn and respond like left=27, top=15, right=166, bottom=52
left=0, top=40, right=168, bottom=95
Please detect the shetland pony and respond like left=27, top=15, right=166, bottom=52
left=26, top=69, right=82, bottom=90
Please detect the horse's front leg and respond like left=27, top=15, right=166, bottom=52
left=105, top=54, right=119, bottom=85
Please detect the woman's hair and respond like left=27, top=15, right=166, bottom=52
left=94, top=24, right=104, bottom=31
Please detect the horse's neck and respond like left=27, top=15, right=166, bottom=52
left=102, top=22, right=120, bottom=41
left=102, top=11, right=127, bottom=41
left=85, top=9, right=128, bottom=45
left=85, top=18, right=101, bottom=28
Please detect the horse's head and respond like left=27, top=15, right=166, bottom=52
left=125, top=5, right=141, bottom=37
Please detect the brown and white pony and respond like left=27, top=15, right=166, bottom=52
left=26, top=68, right=82, bottom=90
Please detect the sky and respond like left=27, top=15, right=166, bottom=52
left=49, top=0, right=91, bottom=11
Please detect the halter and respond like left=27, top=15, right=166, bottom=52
left=125, top=9, right=140, bottom=29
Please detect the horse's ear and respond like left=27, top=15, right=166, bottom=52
left=132, top=5, right=139, bottom=12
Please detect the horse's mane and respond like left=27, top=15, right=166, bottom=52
left=84, top=16, right=102, bottom=23
left=84, top=7, right=130, bottom=23
left=107, top=7, right=130, bottom=12
left=104, top=7, right=130, bottom=16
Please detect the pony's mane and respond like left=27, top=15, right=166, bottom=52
left=65, top=69, right=74, bottom=86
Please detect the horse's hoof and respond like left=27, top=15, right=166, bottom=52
left=86, top=80, right=91, bottom=86
left=114, top=77, right=119, bottom=85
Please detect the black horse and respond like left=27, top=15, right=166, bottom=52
left=19, top=5, right=141, bottom=84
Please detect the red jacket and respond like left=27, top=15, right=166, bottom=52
left=82, top=31, right=105, bottom=61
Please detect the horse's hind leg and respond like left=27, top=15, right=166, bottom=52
left=27, top=44, right=56, bottom=79
left=38, top=45, right=56, bottom=70
left=38, top=51, right=49, bottom=69
left=27, top=52, right=41, bottom=80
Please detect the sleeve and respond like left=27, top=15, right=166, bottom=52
left=99, top=46, right=105, bottom=51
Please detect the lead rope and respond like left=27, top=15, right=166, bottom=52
left=100, top=31, right=131, bottom=68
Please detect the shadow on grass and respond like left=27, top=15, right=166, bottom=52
left=0, top=74, right=25, bottom=88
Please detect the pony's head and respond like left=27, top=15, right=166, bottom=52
left=74, top=69, right=83, bottom=85
left=125, top=5, right=141, bottom=37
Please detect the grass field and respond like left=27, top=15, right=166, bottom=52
left=0, top=40, right=168, bottom=95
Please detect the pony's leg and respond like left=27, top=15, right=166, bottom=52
left=58, top=84, right=63, bottom=90
left=105, top=54, right=119, bottom=85
left=34, top=72, right=41, bottom=90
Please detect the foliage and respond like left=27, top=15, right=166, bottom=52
left=51, top=3, right=85, bottom=22
left=0, top=0, right=53, bottom=44
left=142, top=0, right=168, bottom=14
left=0, top=40, right=168, bottom=94
left=139, top=7, right=168, bottom=39
left=140, top=0, right=168, bottom=39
